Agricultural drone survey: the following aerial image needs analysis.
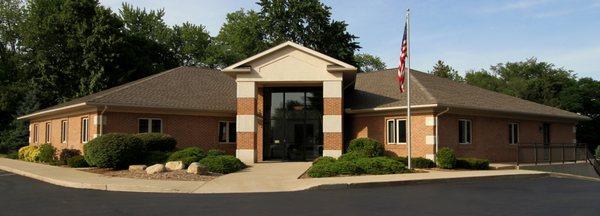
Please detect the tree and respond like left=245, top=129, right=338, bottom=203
left=169, top=22, right=211, bottom=66
left=0, top=0, right=25, bottom=52
left=430, top=60, right=463, bottom=82
left=354, top=53, right=386, bottom=72
left=465, top=69, right=502, bottom=92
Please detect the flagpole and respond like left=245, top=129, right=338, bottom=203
left=406, top=9, right=412, bottom=170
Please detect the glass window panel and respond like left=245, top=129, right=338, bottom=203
left=228, top=122, right=236, bottom=142
left=151, top=119, right=162, bottom=133
left=387, top=120, right=395, bottom=143
left=138, top=119, right=149, bottom=133
left=514, top=124, right=518, bottom=143
left=466, top=121, right=471, bottom=143
left=270, top=92, right=285, bottom=119
left=285, top=92, right=305, bottom=119
left=459, top=121, right=465, bottom=143
left=218, top=122, right=227, bottom=143
left=305, top=91, right=323, bottom=119
left=397, top=120, right=407, bottom=143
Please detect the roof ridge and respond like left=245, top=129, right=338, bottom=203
left=91, top=66, right=186, bottom=102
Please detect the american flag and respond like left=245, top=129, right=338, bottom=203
left=397, top=22, right=408, bottom=93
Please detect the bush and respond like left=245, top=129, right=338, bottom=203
left=313, top=156, right=336, bottom=165
left=338, top=151, right=369, bottom=161
left=37, top=143, right=57, bottom=163
left=168, top=147, right=205, bottom=166
left=355, top=157, right=407, bottom=175
left=307, top=159, right=338, bottom=177
left=199, top=155, right=246, bottom=174
left=595, top=146, right=600, bottom=160
left=334, top=160, right=360, bottom=175
left=67, top=155, right=89, bottom=168
left=143, top=151, right=172, bottom=165
left=135, top=133, right=177, bottom=152
left=347, top=138, right=384, bottom=157
left=59, top=149, right=81, bottom=165
left=6, top=151, right=18, bottom=159
left=436, top=147, right=456, bottom=169
left=83, top=133, right=145, bottom=169
left=393, top=157, right=435, bottom=169
left=207, top=149, right=227, bottom=157
left=18, top=146, right=40, bottom=162
left=456, top=158, right=490, bottom=170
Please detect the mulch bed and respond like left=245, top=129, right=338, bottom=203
left=83, top=168, right=220, bottom=181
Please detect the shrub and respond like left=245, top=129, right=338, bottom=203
left=347, top=138, right=384, bottom=157
left=83, top=133, right=145, bottom=169
left=207, top=149, right=227, bottom=157
left=6, top=151, right=18, bottom=159
left=595, top=146, right=600, bottom=160
left=199, top=155, right=246, bottom=174
left=456, top=158, right=490, bottom=170
left=37, top=143, right=57, bottom=163
left=59, top=149, right=81, bottom=165
left=135, top=133, right=177, bottom=152
left=334, top=160, right=360, bottom=175
left=18, top=146, right=40, bottom=162
left=144, top=151, right=171, bottom=165
left=355, top=157, right=407, bottom=175
left=393, top=157, right=435, bottom=169
left=168, top=147, right=205, bottom=166
left=338, top=151, right=369, bottom=161
left=436, top=147, right=456, bottom=169
left=67, top=155, right=89, bottom=168
left=313, top=156, right=336, bottom=165
left=307, top=159, right=338, bottom=177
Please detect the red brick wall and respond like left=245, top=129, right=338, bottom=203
left=438, top=114, right=576, bottom=162
left=103, top=112, right=236, bottom=154
left=28, top=112, right=98, bottom=154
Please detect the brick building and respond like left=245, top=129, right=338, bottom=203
left=19, top=41, right=588, bottom=164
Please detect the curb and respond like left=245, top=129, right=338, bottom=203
left=307, top=173, right=551, bottom=190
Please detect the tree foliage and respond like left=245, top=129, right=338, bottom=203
left=354, top=53, right=386, bottom=72
left=430, top=60, right=464, bottom=82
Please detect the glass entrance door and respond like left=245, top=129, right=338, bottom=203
left=264, top=88, right=323, bottom=161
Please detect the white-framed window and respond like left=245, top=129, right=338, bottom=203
left=386, top=118, right=406, bottom=144
left=509, top=123, right=519, bottom=144
left=219, top=121, right=236, bottom=143
left=81, top=117, right=89, bottom=143
left=138, top=118, right=162, bottom=133
left=458, top=119, right=472, bottom=144
left=33, top=124, right=39, bottom=143
left=61, top=120, right=68, bottom=143
left=45, top=122, right=51, bottom=143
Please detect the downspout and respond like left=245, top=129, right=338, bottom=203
left=98, top=105, right=108, bottom=136
left=435, top=107, right=450, bottom=162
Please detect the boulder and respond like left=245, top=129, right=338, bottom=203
left=165, top=161, right=185, bottom=171
left=128, top=165, right=147, bottom=172
left=145, top=164, right=166, bottom=174
left=187, top=162, right=208, bottom=175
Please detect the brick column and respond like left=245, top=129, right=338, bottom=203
left=322, top=81, right=343, bottom=158
left=236, top=81, right=257, bottom=164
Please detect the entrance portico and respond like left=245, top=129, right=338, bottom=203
left=222, top=41, right=357, bottom=164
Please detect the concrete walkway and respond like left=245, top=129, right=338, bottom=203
left=1, top=158, right=550, bottom=194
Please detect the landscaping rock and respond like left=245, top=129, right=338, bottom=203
left=165, top=161, right=185, bottom=171
left=146, top=164, right=166, bottom=174
left=128, top=165, right=147, bottom=172
left=187, top=162, right=208, bottom=175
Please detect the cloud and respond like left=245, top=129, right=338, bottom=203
left=480, top=0, right=550, bottom=13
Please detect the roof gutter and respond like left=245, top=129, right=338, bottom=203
left=345, top=104, right=439, bottom=114
left=17, top=102, right=89, bottom=120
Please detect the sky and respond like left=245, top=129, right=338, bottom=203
left=99, top=0, right=600, bottom=79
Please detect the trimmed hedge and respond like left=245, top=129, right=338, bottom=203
left=199, top=155, right=246, bottom=174
left=135, top=133, right=177, bottom=152
left=347, top=138, right=384, bottom=157
left=308, top=156, right=409, bottom=177
left=334, top=160, right=360, bottom=175
left=456, top=158, right=489, bottom=170
left=59, top=149, right=81, bottom=165
left=436, top=147, right=456, bottom=169
left=167, top=147, right=205, bottom=166
left=38, top=143, right=57, bottom=163
left=355, top=157, right=407, bottom=175
left=338, top=151, right=369, bottom=161
left=144, top=151, right=172, bottom=165
left=67, top=155, right=89, bottom=168
left=313, top=156, right=336, bottom=165
left=84, top=133, right=145, bottom=169
left=307, top=159, right=338, bottom=177
left=207, top=149, right=227, bottom=157
left=18, top=146, right=40, bottom=162
left=395, top=157, right=436, bottom=168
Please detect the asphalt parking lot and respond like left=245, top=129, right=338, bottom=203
left=0, top=170, right=598, bottom=216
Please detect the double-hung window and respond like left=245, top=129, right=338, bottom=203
left=45, top=122, right=51, bottom=143
left=386, top=119, right=407, bottom=144
left=458, top=119, right=472, bottom=144
left=509, top=123, right=519, bottom=144
left=219, top=121, right=236, bottom=143
left=138, top=118, right=162, bottom=133
left=33, top=124, right=39, bottom=143
left=60, top=120, right=68, bottom=143
left=81, top=118, right=89, bottom=143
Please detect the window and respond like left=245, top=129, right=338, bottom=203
left=138, top=118, right=162, bottom=133
left=61, top=120, right=68, bottom=143
left=386, top=119, right=406, bottom=144
left=81, top=118, right=89, bottom=143
left=45, top=122, right=51, bottom=143
left=509, top=123, right=519, bottom=144
left=33, top=124, right=39, bottom=143
left=458, top=119, right=472, bottom=144
left=219, top=121, right=236, bottom=143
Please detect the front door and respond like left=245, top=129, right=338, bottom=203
left=264, top=88, right=323, bottom=161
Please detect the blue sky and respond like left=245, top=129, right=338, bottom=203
left=100, top=0, right=600, bottom=79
